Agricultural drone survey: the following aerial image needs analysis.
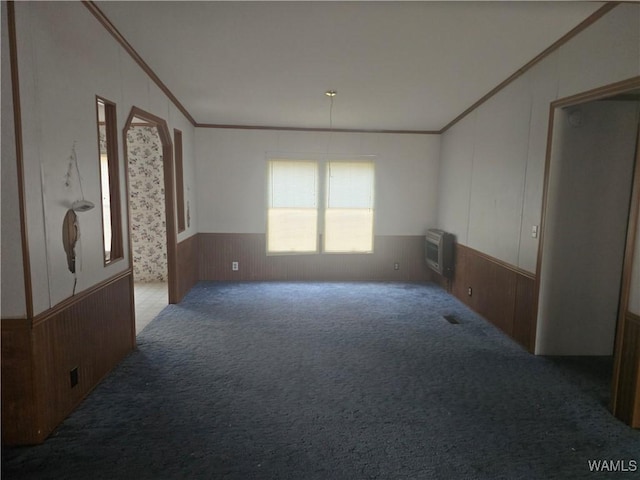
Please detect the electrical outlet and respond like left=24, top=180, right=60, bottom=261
left=70, top=367, right=78, bottom=388
left=394, top=262, right=400, bottom=270
left=232, top=261, right=239, bottom=271
left=531, top=225, right=538, bottom=238
left=468, top=287, right=473, bottom=297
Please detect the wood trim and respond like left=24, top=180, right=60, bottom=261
left=196, top=123, right=439, bottom=135
left=174, top=129, right=185, bottom=233
left=532, top=102, right=558, bottom=356
left=440, top=3, right=620, bottom=134
left=32, top=269, right=132, bottom=328
left=535, top=78, right=640, bottom=425
left=83, top=0, right=437, bottom=136
left=7, top=1, right=33, bottom=319
left=123, top=107, right=179, bottom=304
left=101, top=121, right=157, bottom=128
left=612, top=118, right=640, bottom=418
left=82, top=1, right=197, bottom=126
left=83, top=1, right=621, bottom=136
left=532, top=79, right=640, bottom=349
left=96, top=96, right=124, bottom=264
left=552, top=76, right=640, bottom=109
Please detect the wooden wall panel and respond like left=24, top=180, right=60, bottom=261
left=615, top=312, right=640, bottom=427
left=198, top=233, right=430, bottom=283
left=451, top=243, right=536, bottom=352
left=467, top=252, right=517, bottom=337
left=513, top=275, right=536, bottom=352
left=1, top=320, right=39, bottom=445
left=1, top=272, right=134, bottom=445
left=177, top=234, right=199, bottom=302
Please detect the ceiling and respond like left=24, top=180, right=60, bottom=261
left=96, top=1, right=604, bottom=132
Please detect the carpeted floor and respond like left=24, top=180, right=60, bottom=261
left=2, top=282, right=639, bottom=479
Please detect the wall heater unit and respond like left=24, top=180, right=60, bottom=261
left=425, top=229, right=454, bottom=278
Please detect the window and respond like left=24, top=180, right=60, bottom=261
left=324, top=161, right=374, bottom=253
left=267, top=160, right=319, bottom=253
left=267, top=158, right=374, bottom=254
left=96, top=97, right=122, bottom=264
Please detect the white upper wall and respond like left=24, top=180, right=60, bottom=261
left=10, top=2, right=197, bottom=315
left=195, top=129, right=440, bottom=236
left=6, top=2, right=639, bottom=317
left=437, top=3, right=640, bottom=274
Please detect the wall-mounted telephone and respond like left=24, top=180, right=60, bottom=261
left=62, top=209, right=78, bottom=274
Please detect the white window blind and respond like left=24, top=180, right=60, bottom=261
left=324, top=161, right=375, bottom=253
left=267, top=160, right=318, bottom=253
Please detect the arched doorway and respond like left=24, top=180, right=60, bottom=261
left=123, top=107, right=178, bottom=336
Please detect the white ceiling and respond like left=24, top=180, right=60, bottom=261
left=96, top=1, right=604, bottom=131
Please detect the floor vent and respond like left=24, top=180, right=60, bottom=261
left=443, top=314, right=460, bottom=324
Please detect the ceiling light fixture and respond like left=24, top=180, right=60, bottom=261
left=325, top=90, right=337, bottom=97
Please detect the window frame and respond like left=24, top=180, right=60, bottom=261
left=265, top=155, right=375, bottom=256
left=96, top=95, right=123, bottom=265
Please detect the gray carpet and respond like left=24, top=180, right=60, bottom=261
left=3, top=282, right=639, bottom=479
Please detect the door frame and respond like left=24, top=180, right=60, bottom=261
left=123, top=107, right=178, bottom=309
left=534, top=76, right=640, bottom=426
left=611, top=112, right=640, bottom=427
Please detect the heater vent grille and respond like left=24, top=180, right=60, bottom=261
left=443, top=314, right=460, bottom=325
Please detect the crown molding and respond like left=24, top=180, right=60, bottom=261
left=196, top=123, right=439, bottom=135
left=440, top=2, right=620, bottom=134
left=82, top=1, right=197, bottom=126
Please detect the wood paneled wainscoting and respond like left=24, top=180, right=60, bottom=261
left=614, top=312, right=640, bottom=427
left=1, top=271, right=135, bottom=445
left=177, top=234, right=199, bottom=302
left=198, top=233, right=430, bottom=283
left=433, top=243, right=537, bottom=353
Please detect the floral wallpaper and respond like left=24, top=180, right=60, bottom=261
left=127, top=125, right=167, bottom=283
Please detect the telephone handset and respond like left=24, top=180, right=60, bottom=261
left=63, top=209, right=78, bottom=274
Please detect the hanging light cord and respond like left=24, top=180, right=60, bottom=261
left=325, top=90, right=336, bottom=157
left=72, top=143, right=87, bottom=201
left=329, top=95, right=334, bottom=131
left=65, top=141, right=87, bottom=202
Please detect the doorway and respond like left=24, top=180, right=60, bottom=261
left=535, top=81, right=640, bottom=425
left=123, top=107, right=178, bottom=338
left=126, top=118, right=168, bottom=333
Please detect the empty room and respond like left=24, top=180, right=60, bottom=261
left=2, top=1, right=640, bottom=478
